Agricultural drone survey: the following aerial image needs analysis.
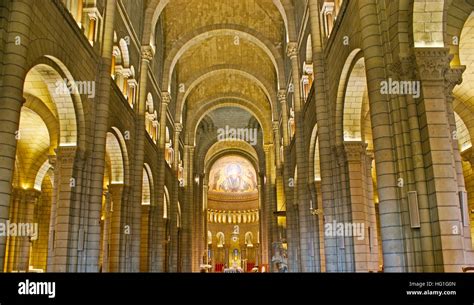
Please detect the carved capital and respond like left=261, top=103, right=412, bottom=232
left=263, top=144, right=273, bottom=153
left=175, top=123, right=183, bottom=133
left=55, top=146, right=77, bottom=164
left=162, top=92, right=171, bottom=105
left=278, top=90, right=287, bottom=103
left=272, top=121, right=280, bottom=132
left=344, top=141, right=367, bottom=162
left=286, top=42, right=298, bottom=59
left=390, top=54, right=416, bottom=78
left=141, top=46, right=154, bottom=62
left=415, top=48, right=452, bottom=81
left=444, top=65, right=465, bottom=96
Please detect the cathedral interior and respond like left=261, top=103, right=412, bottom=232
left=0, top=0, right=474, bottom=273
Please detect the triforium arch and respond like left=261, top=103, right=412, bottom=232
left=187, top=98, right=273, bottom=145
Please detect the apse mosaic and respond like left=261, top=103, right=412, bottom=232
left=209, top=156, right=257, bottom=193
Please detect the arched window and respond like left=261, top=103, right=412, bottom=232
left=145, top=94, right=159, bottom=143
left=62, top=0, right=83, bottom=25
left=111, top=37, right=138, bottom=108
left=82, top=0, right=102, bottom=45
left=321, top=1, right=335, bottom=37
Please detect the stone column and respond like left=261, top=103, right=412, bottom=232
left=140, top=205, right=150, bottom=272
left=415, top=48, right=472, bottom=271
left=5, top=188, right=21, bottom=272
left=278, top=91, right=290, bottom=147
left=100, top=190, right=112, bottom=272
left=287, top=42, right=314, bottom=272
left=127, top=46, right=154, bottom=273
left=344, top=141, right=378, bottom=272
left=108, top=183, right=124, bottom=272
left=182, top=145, right=195, bottom=272
left=169, top=123, right=182, bottom=272
left=308, top=0, right=338, bottom=273
left=263, top=144, right=275, bottom=269
left=257, top=181, right=264, bottom=269
left=273, top=121, right=284, bottom=228
left=202, top=180, right=209, bottom=266
left=150, top=92, right=171, bottom=272
left=390, top=55, right=435, bottom=272
left=84, top=0, right=116, bottom=273
left=333, top=144, right=354, bottom=272
left=47, top=146, right=77, bottom=272
left=358, top=0, right=406, bottom=272
left=7, top=188, right=40, bottom=272
left=277, top=91, right=297, bottom=271
left=0, top=0, right=33, bottom=270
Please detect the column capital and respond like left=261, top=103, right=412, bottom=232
left=343, top=141, right=367, bottom=161
left=286, top=42, right=298, bottom=59
left=272, top=121, right=280, bottom=132
left=263, top=143, right=273, bottom=153
left=23, top=188, right=41, bottom=201
left=444, top=65, right=465, bottom=96
left=415, top=48, right=452, bottom=81
left=55, top=145, right=77, bottom=163
left=141, top=46, right=154, bottom=62
left=390, top=54, right=416, bottom=78
left=278, top=90, right=287, bottom=103
left=461, top=147, right=474, bottom=166
left=175, top=123, right=183, bottom=133
left=162, top=92, right=171, bottom=105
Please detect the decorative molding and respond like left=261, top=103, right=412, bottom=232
left=141, top=46, right=154, bottom=62
left=444, top=65, right=465, bottom=97
left=278, top=90, right=287, bottom=103
left=344, top=141, right=367, bottom=162
left=161, top=92, right=171, bottom=105
left=415, top=48, right=452, bottom=81
left=174, top=123, right=183, bottom=133
left=272, top=121, right=280, bottom=132
left=286, top=42, right=298, bottom=59
left=390, top=55, right=416, bottom=78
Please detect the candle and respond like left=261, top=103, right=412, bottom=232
left=310, top=200, right=313, bottom=210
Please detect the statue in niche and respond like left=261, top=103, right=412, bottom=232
left=245, top=232, right=253, bottom=247
left=216, top=232, right=225, bottom=248
left=207, top=231, right=212, bottom=245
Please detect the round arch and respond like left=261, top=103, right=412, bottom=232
left=335, top=48, right=364, bottom=146
left=162, top=25, right=285, bottom=90
left=186, top=96, right=272, bottom=145
left=143, top=0, right=293, bottom=46
left=204, top=140, right=260, bottom=176
left=177, top=66, right=277, bottom=122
